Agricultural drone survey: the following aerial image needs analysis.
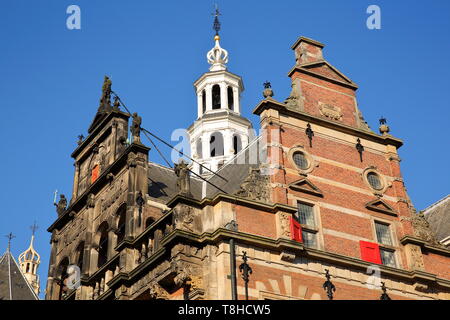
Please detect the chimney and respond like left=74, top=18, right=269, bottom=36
left=291, top=36, right=325, bottom=65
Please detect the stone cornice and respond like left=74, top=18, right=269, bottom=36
left=193, top=69, right=244, bottom=91
left=400, top=236, right=450, bottom=257
left=253, top=98, right=404, bottom=149
left=97, top=228, right=450, bottom=294
left=166, top=193, right=298, bottom=214
left=291, top=36, right=325, bottom=50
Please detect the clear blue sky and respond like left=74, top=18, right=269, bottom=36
left=0, top=1, right=449, bottom=298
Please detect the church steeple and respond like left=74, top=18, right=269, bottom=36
left=18, top=222, right=41, bottom=296
left=188, top=7, right=254, bottom=175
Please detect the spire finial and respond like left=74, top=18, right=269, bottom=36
left=30, top=221, right=38, bottom=236
left=5, top=232, right=15, bottom=252
left=212, top=4, right=221, bottom=36
left=206, top=5, right=228, bottom=71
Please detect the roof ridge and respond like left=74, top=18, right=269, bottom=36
left=423, top=194, right=450, bottom=214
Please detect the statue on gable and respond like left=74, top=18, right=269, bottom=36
left=131, top=112, right=142, bottom=144
left=174, top=160, right=191, bottom=197
left=99, top=76, right=112, bottom=111
left=55, top=194, right=67, bottom=216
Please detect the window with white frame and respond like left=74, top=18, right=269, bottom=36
left=295, top=202, right=317, bottom=248
left=374, top=221, right=396, bottom=267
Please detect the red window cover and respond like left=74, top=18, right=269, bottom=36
left=91, top=165, right=99, bottom=183
left=290, top=216, right=303, bottom=242
left=360, top=241, right=381, bottom=264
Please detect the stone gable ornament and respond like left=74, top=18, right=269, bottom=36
left=263, top=81, right=274, bottom=98
left=402, top=211, right=440, bottom=246
left=235, top=168, right=270, bottom=203
left=284, top=80, right=300, bottom=108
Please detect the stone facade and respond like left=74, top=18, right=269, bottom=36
left=45, top=36, right=450, bottom=301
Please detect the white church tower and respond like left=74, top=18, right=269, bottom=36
left=188, top=8, right=253, bottom=175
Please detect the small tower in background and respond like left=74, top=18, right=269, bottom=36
left=18, top=222, right=41, bottom=296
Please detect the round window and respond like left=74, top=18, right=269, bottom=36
left=367, top=172, right=383, bottom=190
left=293, top=151, right=309, bottom=170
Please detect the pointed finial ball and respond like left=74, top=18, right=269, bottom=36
left=214, top=35, right=220, bottom=41
left=379, top=117, right=390, bottom=134
left=263, top=81, right=274, bottom=98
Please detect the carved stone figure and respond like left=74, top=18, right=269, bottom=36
left=55, top=194, right=67, bottom=216
left=173, top=204, right=195, bottom=232
left=284, top=80, right=300, bottom=108
left=130, top=113, right=142, bottom=143
left=148, top=283, right=169, bottom=300
left=99, top=76, right=112, bottom=111
left=86, top=193, right=96, bottom=209
left=235, top=168, right=270, bottom=202
left=174, top=160, right=191, bottom=196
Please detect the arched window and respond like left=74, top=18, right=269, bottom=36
left=233, top=135, right=242, bottom=155
left=56, top=257, right=69, bottom=300
left=201, top=90, right=206, bottom=114
left=97, top=222, right=109, bottom=268
left=145, top=217, right=155, bottom=229
left=116, top=205, right=126, bottom=245
left=210, top=132, right=224, bottom=157
left=212, top=85, right=221, bottom=109
left=196, top=138, right=203, bottom=159
left=227, top=86, right=234, bottom=111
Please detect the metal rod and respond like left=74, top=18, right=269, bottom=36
left=229, top=238, right=237, bottom=300
left=141, top=127, right=228, bottom=182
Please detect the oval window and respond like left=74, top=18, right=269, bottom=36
left=367, top=172, right=383, bottom=190
left=293, top=151, right=309, bottom=170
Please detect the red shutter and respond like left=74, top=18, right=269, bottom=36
left=91, top=165, right=99, bottom=183
left=290, top=216, right=303, bottom=242
left=360, top=241, right=381, bottom=264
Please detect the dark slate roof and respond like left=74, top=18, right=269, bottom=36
left=147, top=136, right=265, bottom=203
left=0, top=251, right=38, bottom=300
left=148, top=163, right=203, bottom=203
left=423, top=195, right=450, bottom=242
left=204, top=146, right=261, bottom=198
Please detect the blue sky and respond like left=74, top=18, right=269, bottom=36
left=0, top=1, right=449, bottom=298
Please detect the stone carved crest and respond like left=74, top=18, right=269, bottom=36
left=318, top=102, right=342, bottom=121
left=235, top=168, right=270, bottom=203
left=170, top=260, right=202, bottom=289
left=279, top=212, right=292, bottom=239
left=173, top=204, right=195, bottom=232
left=402, top=212, right=439, bottom=245
left=148, top=282, right=169, bottom=300
left=409, top=244, right=425, bottom=270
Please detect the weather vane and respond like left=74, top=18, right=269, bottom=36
left=30, top=221, right=39, bottom=236
left=5, top=232, right=15, bottom=251
left=212, top=4, right=221, bottom=35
